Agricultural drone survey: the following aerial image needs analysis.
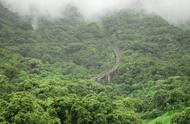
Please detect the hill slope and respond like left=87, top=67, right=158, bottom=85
left=0, top=4, right=190, bottom=124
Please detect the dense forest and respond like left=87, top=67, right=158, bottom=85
left=0, top=3, right=190, bottom=124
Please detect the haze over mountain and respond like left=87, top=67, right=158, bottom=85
left=1, top=0, right=190, bottom=24
left=0, top=1, right=190, bottom=124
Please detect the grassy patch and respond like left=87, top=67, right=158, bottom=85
left=145, top=112, right=174, bottom=124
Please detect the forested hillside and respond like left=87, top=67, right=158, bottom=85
left=0, top=3, right=190, bottom=124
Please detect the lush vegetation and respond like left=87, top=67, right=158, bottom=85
left=0, top=4, right=190, bottom=124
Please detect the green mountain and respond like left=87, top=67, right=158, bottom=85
left=0, top=4, right=190, bottom=124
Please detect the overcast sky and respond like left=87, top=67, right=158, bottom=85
left=1, top=0, right=190, bottom=24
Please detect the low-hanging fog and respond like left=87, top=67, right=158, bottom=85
left=1, top=0, right=190, bottom=24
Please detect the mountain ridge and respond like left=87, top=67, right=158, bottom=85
left=0, top=3, right=190, bottom=124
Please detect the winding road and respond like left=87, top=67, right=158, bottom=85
left=92, top=47, right=120, bottom=82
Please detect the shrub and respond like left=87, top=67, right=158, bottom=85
left=171, top=107, right=190, bottom=124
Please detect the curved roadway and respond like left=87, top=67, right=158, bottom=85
left=92, top=47, right=120, bottom=82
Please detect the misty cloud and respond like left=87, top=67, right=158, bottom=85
left=142, top=0, right=190, bottom=24
left=1, top=0, right=190, bottom=24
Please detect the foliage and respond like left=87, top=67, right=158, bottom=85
left=171, top=108, right=190, bottom=124
left=0, top=3, right=190, bottom=123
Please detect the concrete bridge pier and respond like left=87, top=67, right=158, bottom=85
left=107, top=74, right=111, bottom=82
